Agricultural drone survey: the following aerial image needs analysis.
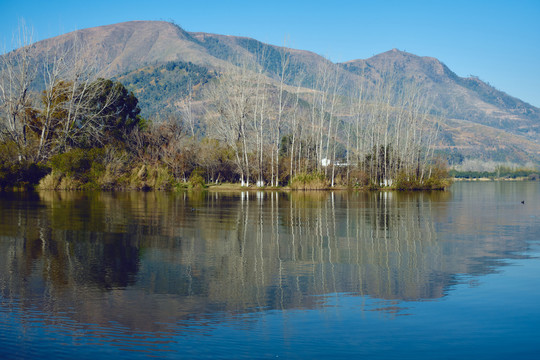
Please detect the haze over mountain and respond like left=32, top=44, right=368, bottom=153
left=10, top=20, right=540, bottom=164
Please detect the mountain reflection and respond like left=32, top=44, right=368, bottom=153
left=0, top=187, right=532, bottom=334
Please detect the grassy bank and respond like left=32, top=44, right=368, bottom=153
left=1, top=146, right=453, bottom=192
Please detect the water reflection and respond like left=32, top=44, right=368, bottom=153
left=0, top=185, right=537, bottom=338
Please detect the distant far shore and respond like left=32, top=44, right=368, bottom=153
left=452, top=176, right=539, bottom=182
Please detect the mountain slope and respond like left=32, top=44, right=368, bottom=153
left=341, top=49, right=540, bottom=139
left=30, top=21, right=229, bottom=77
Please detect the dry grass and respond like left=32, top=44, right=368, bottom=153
left=289, top=173, right=329, bottom=190
left=38, top=172, right=81, bottom=190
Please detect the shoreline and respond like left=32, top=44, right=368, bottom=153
left=451, top=177, right=536, bottom=182
left=17, top=178, right=540, bottom=193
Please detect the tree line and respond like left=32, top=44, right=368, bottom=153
left=200, top=45, right=447, bottom=190
left=0, top=25, right=449, bottom=190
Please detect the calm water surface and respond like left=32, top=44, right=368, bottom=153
left=0, top=182, right=539, bottom=359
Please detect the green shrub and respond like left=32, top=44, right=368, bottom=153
left=423, top=176, right=452, bottom=190
left=392, top=172, right=418, bottom=190
left=49, top=148, right=105, bottom=181
left=392, top=170, right=452, bottom=191
left=188, top=173, right=206, bottom=189
left=424, top=162, right=452, bottom=189
left=0, top=142, right=19, bottom=164
left=43, top=148, right=124, bottom=190
left=0, top=141, right=50, bottom=189
left=0, top=161, right=50, bottom=190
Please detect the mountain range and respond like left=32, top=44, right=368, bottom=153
left=12, top=20, right=540, bottom=164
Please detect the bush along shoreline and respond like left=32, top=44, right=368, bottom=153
left=0, top=144, right=452, bottom=192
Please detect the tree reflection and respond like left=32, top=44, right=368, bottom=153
left=0, top=187, right=532, bottom=335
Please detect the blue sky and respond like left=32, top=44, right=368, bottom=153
left=2, top=0, right=539, bottom=107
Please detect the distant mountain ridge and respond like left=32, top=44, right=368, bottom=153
left=342, top=49, right=540, bottom=133
left=6, top=20, right=540, bottom=164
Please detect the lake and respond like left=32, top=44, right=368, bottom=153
left=1, top=182, right=539, bottom=359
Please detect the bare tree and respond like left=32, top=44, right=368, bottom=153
left=205, top=58, right=261, bottom=186
left=53, top=35, right=104, bottom=151
left=287, top=78, right=305, bottom=181
left=0, top=20, right=36, bottom=160
left=270, top=45, right=291, bottom=186
left=180, top=78, right=195, bottom=138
